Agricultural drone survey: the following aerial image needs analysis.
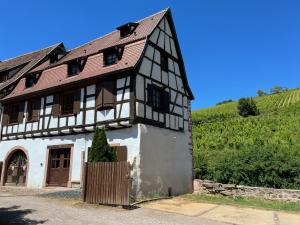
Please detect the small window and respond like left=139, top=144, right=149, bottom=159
left=147, top=85, right=169, bottom=112
left=0, top=72, right=8, bottom=83
left=104, top=51, right=118, bottom=66
left=117, top=22, right=138, bottom=38
left=161, top=52, right=168, bottom=71
left=25, top=74, right=38, bottom=88
left=67, top=62, right=80, bottom=76
left=27, top=99, right=40, bottom=122
left=61, top=92, right=74, bottom=115
left=9, top=104, right=19, bottom=124
left=49, top=54, right=59, bottom=64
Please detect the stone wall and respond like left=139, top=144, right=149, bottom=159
left=194, top=179, right=300, bottom=202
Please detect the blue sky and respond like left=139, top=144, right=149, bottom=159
left=1, top=0, right=299, bottom=109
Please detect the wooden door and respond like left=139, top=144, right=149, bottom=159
left=47, top=148, right=70, bottom=187
left=5, top=150, right=27, bottom=186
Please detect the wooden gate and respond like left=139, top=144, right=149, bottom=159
left=83, top=162, right=130, bottom=205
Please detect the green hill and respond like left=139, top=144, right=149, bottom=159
left=192, top=88, right=300, bottom=189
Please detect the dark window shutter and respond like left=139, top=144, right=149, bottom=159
left=73, top=89, right=81, bottom=114
left=17, top=102, right=25, bottom=123
left=147, top=84, right=153, bottom=105
left=103, top=81, right=116, bottom=108
left=31, top=99, right=41, bottom=121
left=163, top=91, right=170, bottom=112
left=96, top=81, right=116, bottom=110
left=2, top=105, right=10, bottom=126
left=116, top=146, right=127, bottom=162
left=52, top=94, right=60, bottom=117
left=96, top=83, right=104, bottom=110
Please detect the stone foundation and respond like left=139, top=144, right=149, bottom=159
left=194, top=179, right=300, bottom=202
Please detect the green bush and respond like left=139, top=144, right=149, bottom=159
left=237, top=98, right=259, bottom=117
left=200, top=145, right=300, bottom=189
left=88, top=128, right=117, bottom=162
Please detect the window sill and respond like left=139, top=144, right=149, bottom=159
left=59, top=113, right=76, bottom=117
left=8, top=122, right=19, bottom=126
left=26, top=119, right=39, bottom=123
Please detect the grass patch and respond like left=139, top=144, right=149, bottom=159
left=182, top=194, right=300, bottom=212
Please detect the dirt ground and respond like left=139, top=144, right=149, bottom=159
left=143, top=198, right=300, bottom=225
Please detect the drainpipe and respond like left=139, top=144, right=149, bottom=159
left=0, top=103, right=3, bottom=141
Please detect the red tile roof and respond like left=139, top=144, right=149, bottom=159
left=0, top=43, right=63, bottom=91
left=3, top=9, right=168, bottom=101
left=7, top=40, right=145, bottom=99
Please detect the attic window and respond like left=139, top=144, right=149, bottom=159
left=103, top=47, right=123, bottom=66
left=25, top=73, right=39, bottom=88
left=117, top=22, right=138, bottom=38
left=67, top=59, right=86, bottom=76
left=49, top=54, right=59, bottom=64
left=0, top=71, right=8, bottom=83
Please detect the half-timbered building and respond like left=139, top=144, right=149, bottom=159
left=0, top=8, right=194, bottom=197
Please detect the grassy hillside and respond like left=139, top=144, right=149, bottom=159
left=192, top=88, right=300, bottom=189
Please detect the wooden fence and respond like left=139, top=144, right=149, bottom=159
left=83, top=161, right=130, bottom=206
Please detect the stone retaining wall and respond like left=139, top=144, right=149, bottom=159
left=193, top=179, right=300, bottom=202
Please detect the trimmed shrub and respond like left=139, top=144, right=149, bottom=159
left=88, top=128, right=117, bottom=162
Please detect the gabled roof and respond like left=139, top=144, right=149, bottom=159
left=2, top=8, right=194, bottom=101
left=2, top=9, right=169, bottom=101
left=0, top=43, right=63, bottom=91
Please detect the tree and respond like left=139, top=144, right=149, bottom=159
left=237, top=98, right=260, bottom=117
left=270, top=86, right=284, bottom=94
left=88, top=128, right=117, bottom=162
left=216, top=99, right=233, bottom=105
left=257, top=90, right=267, bottom=97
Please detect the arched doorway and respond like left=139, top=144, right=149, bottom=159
left=5, top=150, right=28, bottom=186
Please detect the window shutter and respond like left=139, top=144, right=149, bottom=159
left=31, top=100, right=41, bottom=121
left=2, top=105, right=10, bottom=126
left=96, top=81, right=116, bottom=110
left=116, top=146, right=127, bottom=162
left=52, top=94, right=60, bottom=117
left=103, top=81, right=116, bottom=108
left=17, top=102, right=25, bottom=123
left=147, top=84, right=153, bottom=105
left=163, top=90, right=170, bottom=112
left=73, top=89, right=81, bottom=114
left=96, top=83, right=104, bottom=110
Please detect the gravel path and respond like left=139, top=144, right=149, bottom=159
left=0, top=195, right=229, bottom=225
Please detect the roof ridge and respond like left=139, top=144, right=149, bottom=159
left=67, top=8, right=169, bottom=53
left=1, top=42, right=62, bottom=63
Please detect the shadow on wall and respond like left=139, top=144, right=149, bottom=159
left=0, top=205, right=47, bottom=225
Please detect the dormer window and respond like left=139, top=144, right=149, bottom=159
left=67, top=59, right=86, bottom=76
left=117, top=22, right=138, bottom=38
left=103, top=47, right=123, bottom=66
left=49, top=54, right=59, bottom=64
left=25, top=73, right=39, bottom=88
left=0, top=71, right=8, bottom=83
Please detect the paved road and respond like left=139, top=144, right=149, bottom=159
left=0, top=195, right=228, bottom=225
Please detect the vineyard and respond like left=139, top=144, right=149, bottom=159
left=192, top=88, right=300, bottom=189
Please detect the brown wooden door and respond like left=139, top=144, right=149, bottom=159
left=47, top=148, right=70, bottom=187
left=5, top=150, right=27, bottom=186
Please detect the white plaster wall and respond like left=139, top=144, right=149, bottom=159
left=0, top=126, right=141, bottom=188
left=137, top=124, right=193, bottom=197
